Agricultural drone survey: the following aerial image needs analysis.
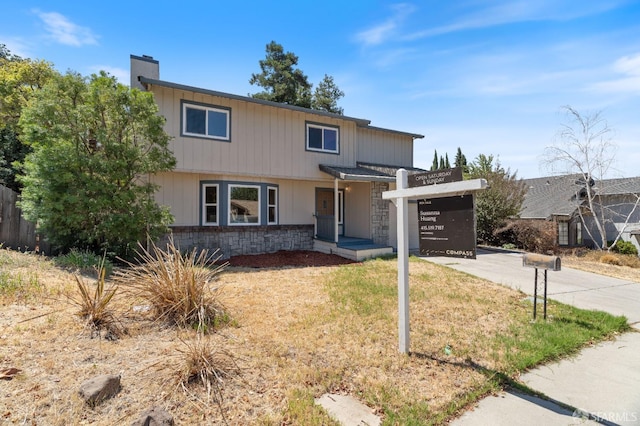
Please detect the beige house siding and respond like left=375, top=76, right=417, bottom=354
left=152, top=171, right=357, bottom=227
left=151, top=85, right=358, bottom=180
left=344, top=182, right=372, bottom=239
left=357, top=127, right=414, bottom=167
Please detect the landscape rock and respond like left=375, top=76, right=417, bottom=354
left=78, top=374, right=121, bottom=406
left=131, top=406, right=175, bottom=426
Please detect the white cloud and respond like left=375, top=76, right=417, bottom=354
left=589, top=53, right=640, bottom=94
left=34, top=10, right=98, bottom=46
left=613, top=53, right=640, bottom=76
left=354, top=3, right=416, bottom=46
left=405, top=0, right=631, bottom=40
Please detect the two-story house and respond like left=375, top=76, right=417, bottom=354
left=130, top=54, right=425, bottom=260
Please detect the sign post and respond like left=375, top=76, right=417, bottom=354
left=383, top=169, right=487, bottom=353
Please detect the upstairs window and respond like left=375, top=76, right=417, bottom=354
left=183, top=102, right=230, bottom=141
left=306, top=122, right=339, bottom=154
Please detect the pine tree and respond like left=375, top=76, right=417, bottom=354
left=431, top=150, right=439, bottom=171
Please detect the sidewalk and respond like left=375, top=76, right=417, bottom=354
left=423, top=250, right=640, bottom=426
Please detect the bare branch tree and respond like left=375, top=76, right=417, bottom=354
left=542, top=106, right=639, bottom=250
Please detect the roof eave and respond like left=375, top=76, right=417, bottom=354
left=138, top=76, right=372, bottom=126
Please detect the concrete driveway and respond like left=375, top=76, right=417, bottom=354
left=421, top=249, right=640, bottom=426
left=424, top=249, right=640, bottom=326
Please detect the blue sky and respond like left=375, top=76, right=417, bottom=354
left=3, top=1, right=640, bottom=179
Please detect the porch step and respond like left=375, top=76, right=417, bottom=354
left=337, top=238, right=383, bottom=250
left=314, top=238, right=394, bottom=261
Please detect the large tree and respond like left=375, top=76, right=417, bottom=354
left=18, top=71, right=176, bottom=257
left=454, top=147, right=468, bottom=173
left=250, top=41, right=312, bottom=107
left=0, top=45, right=58, bottom=191
left=468, top=154, right=527, bottom=245
left=250, top=41, right=344, bottom=114
left=312, top=74, right=344, bottom=114
left=542, top=105, right=639, bottom=250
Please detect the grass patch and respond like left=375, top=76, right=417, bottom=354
left=496, top=304, right=629, bottom=375
left=0, top=250, right=631, bottom=425
left=0, top=271, right=41, bottom=298
left=309, top=257, right=630, bottom=425
left=55, top=249, right=114, bottom=276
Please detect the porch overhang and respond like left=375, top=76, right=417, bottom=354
left=319, top=162, right=427, bottom=182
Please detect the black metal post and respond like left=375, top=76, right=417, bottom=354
left=543, top=269, right=548, bottom=320
left=533, top=268, right=538, bottom=319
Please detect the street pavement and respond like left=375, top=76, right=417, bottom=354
left=422, top=249, right=640, bottom=426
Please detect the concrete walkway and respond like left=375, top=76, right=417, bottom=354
left=423, top=249, right=640, bottom=425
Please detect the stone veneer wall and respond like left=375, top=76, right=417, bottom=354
left=161, top=225, right=315, bottom=259
left=371, top=182, right=390, bottom=245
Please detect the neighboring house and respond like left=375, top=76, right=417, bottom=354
left=130, top=55, right=425, bottom=260
left=521, top=174, right=640, bottom=251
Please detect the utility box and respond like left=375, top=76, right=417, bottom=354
left=522, top=253, right=561, bottom=271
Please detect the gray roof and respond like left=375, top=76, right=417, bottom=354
left=319, top=162, right=427, bottom=182
left=138, top=77, right=424, bottom=139
left=521, top=174, right=640, bottom=220
left=594, top=177, right=640, bottom=195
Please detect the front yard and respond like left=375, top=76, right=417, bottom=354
left=0, top=248, right=629, bottom=425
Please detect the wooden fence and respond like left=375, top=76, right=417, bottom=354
left=0, top=185, right=51, bottom=254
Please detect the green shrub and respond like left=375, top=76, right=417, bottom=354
left=611, top=240, right=638, bottom=256
left=56, top=249, right=113, bottom=276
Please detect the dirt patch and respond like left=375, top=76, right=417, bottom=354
left=227, top=250, right=358, bottom=268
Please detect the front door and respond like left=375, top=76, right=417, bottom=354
left=315, top=189, right=344, bottom=239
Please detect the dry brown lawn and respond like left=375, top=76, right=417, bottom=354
left=0, top=248, right=630, bottom=424
left=560, top=251, right=640, bottom=283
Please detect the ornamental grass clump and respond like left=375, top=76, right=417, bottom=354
left=174, top=332, right=241, bottom=419
left=70, top=260, right=121, bottom=338
left=116, top=239, right=228, bottom=331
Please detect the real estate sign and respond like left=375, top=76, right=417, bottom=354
left=408, top=167, right=463, bottom=188
left=417, top=195, right=476, bottom=259
left=408, top=167, right=476, bottom=259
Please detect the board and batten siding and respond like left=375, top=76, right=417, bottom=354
left=152, top=86, right=357, bottom=180
left=356, top=127, right=414, bottom=167
left=151, top=171, right=350, bottom=227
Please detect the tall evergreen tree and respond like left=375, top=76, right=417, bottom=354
left=454, top=147, right=468, bottom=172
left=249, top=41, right=312, bottom=108
left=444, top=153, right=451, bottom=169
left=312, top=74, right=344, bottom=114
left=431, top=150, right=439, bottom=171
left=250, top=41, right=344, bottom=114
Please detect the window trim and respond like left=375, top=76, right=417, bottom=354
left=201, top=183, right=219, bottom=226
left=228, top=184, right=261, bottom=226
left=306, top=122, right=340, bottom=154
left=267, top=186, right=278, bottom=225
left=181, top=100, right=231, bottom=141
